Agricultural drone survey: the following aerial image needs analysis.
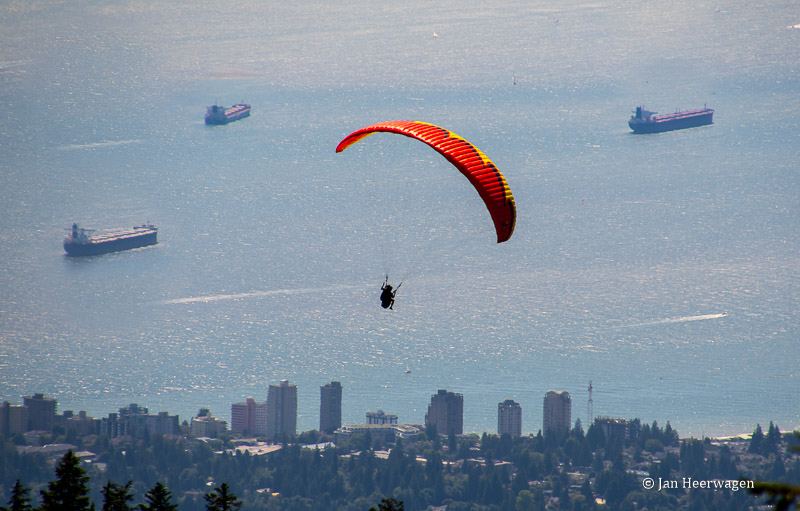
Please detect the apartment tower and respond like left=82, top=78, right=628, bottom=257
left=543, top=390, right=571, bottom=438
left=498, top=399, right=522, bottom=437
left=266, top=379, right=297, bottom=441
left=319, top=381, right=342, bottom=434
left=425, top=389, right=463, bottom=436
left=23, top=393, right=56, bottom=431
left=231, top=397, right=267, bottom=436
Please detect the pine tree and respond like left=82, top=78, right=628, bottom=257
left=203, top=483, right=242, bottom=511
left=751, top=431, right=800, bottom=510
left=101, top=481, right=134, bottom=511
left=139, top=482, right=178, bottom=511
left=39, top=450, right=94, bottom=511
left=369, top=498, right=404, bottom=511
left=749, top=424, right=765, bottom=455
left=766, top=422, right=782, bottom=455
left=1, top=480, right=33, bottom=511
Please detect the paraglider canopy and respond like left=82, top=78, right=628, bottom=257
left=336, top=120, right=516, bottom=243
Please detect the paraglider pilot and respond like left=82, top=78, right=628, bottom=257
left=380, top=277, right=397, bottom=310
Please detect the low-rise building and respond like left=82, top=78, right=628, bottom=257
left=191, top=415, right=227, bottom=438
left=334, top=424, right=424, bottom=445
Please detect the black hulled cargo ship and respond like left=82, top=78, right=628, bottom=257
left=204, top=103, right=251, bottom=125
left=628, top=106, right=714, bottom=134
left=63, top=223, right=158, bottom=256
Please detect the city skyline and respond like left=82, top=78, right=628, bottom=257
left=4, top=382, right=594, bottom=440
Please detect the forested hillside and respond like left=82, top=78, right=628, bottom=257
left=1, top=420, right=798, bottom=510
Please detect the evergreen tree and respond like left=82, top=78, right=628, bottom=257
left=515, top=490, right=535, bottom=511
left=1, top=480, right=33, bottom=511
left=101, top=481, right=134, bottom=511
left=580, top=478, right=594, bottom=504
left=203, top=483, right=241, bottom=511
left=369, top=497, right=404, bottom=511
left=769, top=456, right=787, bottom=481
left=751, top=431, right=800, bottom=511
left=139, top=482, right=178, bottom=511
left=749, top=424, right=765, bottom=455
left=766, top=422, right=782, bottom=455
left=663, top=421, right=679, bottom=446
left=39, top=450, right=94, bottom=511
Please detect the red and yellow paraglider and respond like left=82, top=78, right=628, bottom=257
left=336, top=120, right=516, bottom=243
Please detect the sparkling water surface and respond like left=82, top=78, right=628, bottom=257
left=1, top=0, right=798, bottom=438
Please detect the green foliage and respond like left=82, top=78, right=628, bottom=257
left=203, top=483, right=241, bottom=511
left=751, top=481, right=800, bottom=511
left=0, top=420, right=795, bottom=510
left=102, top=480, right=134, bottom=511
left=749, top=423, right=765, bottom=455
left=39, top=450, right=94, bottom=511
left=139, top=482, right=178, bottom=511
left=644, top=438, right=664, bottom=453
left=0, top=480, right=33, bottom=511
left=368, top=497, right=403, bottom=511
left=750, top=430, right=800, bottom=511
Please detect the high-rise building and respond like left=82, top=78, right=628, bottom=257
left=0, top=401, right=28, bottom=437
left=231, top=397, right=267, bottom=436
left=267, top=379, right=297, bottom=441
left=23, top=393, right=56, bottom=431
left=498, top=399, right=522, bottom=437
left=425, top=389, right=463, bottom=436
left=253, top=400, right=267, bottom=436
left=366, top=410, right=398, bottom=425
left=146, top=411, right=180, bottom=436
left=543, top=390, right=571, bottom=438
left=231, top=399, right=252, bottom=435
left=117, top=403, right=150, bottom=438
left=98, top=405, right=178, bottom=439
left=319, top=382, right=342, bottom=434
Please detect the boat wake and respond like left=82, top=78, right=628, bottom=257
left=0, top=59, right=30, bottom=71
left=622, top=312, right=728, bottom=328
left=58, top=139, right=143, bottom=150
left=158, top=284, right=362, bottom=305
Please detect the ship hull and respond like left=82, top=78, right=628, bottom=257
left=64, top=230, right=157, bottom=256
left=629, top=110, right=713, bottom=134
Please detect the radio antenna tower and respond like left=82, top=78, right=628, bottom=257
left=588, top=381, right=594, bottom=427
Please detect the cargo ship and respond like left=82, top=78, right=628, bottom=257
left=63, top=223, right=158, bottom=256
left=204, top=103, right=251, bottom=125
left=628, top=105, right=714, bottom=134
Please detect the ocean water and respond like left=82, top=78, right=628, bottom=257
left=1, top=0, right=798, bottom=438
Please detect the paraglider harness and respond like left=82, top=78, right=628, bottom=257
left=380, top=276, right=401, bottom=310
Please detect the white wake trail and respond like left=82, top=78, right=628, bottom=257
left=158, top=284, right=363, bottom=305
left=623, top=312, right=728, bottom=328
